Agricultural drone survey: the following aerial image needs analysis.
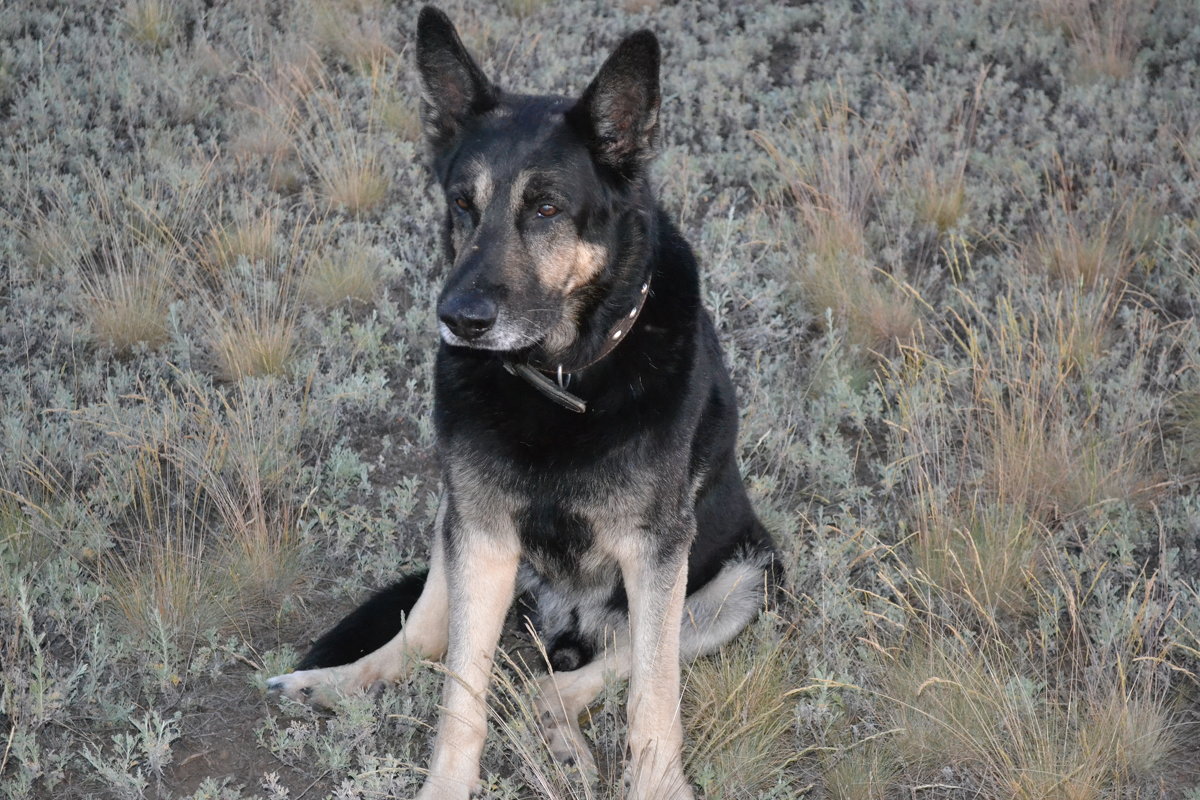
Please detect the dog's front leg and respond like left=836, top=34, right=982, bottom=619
left=618, top=523, right=695, bottom=800
left=416, top=515, right=520, bottom=800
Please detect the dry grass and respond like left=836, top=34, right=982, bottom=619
left=483, top=644, right=611, bottom=800
left=200, top=208, right=279, bottom=274
left=903, top=291, right=1159, bottom=528
left=822, top=744, right=896, bottom=800
left=1046, top=286, right=1115, bottom=375
left=81, top=247, right=173, bottom=354
left=203, top=386, right=307, bottom=613
left=479, top=617, right=800, bottom=800
left=105, top=445, right=225, bottom=641
left=209, top=289, right=300, bottom=382
left=503, top=0, right=553, bottom=19
left=96, top=379, right=307, bottom=640
left=270, top=41, right=327, bottom=101
left=375, top=92, right=422, bottom=141
left=301, top=239, right=383, bottom=308
left=309, top=0, right=395, bottom=74
left=122, top=0, right=177, bottom=52
left=970, top=311, right=1158, bottom=519
left=230, top=123, right=304, bottom=194
left=371, top=73, right=423, bottom=142
left=878, top=230, right=1182, bottom=790
left=203, top=218, right=316, bottom=382
left=891, top=280, right=1164, bottom=633
left=878, top=630, right=1178, bottom=798
left=21, top=211, right=85, bottom=274
left=229, top=124, right=295, bottom=167
left=74, top=188, right=177, bottom=354
left=914, top=167, right=967, bottom=235
left=912, top=499, right=1045, bottom=618
left=1169, top=389, right=1200, bottom=477
left=1079, top=687, right=1176, bottom=783
left=1028, top=213, right=1132, bottom=290
left=286, top=85, right=392, bottom=215
left=682, top=618, right=799, bottom=796
left=754, top=104, right=921, bottom=355
left=1038, top=0, right=1151, bottom=81
left=319, top=150, right=391, bottom=215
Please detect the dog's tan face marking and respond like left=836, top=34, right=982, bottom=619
left=544, top=239, right=609, bottom=295
left=498, top=168, right=610, bottom=296
left=470, top=158, right=494, bottom=208
left=538, top=296, right=583, bottom=355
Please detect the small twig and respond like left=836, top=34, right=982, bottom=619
left=1, top=722, right=15, bottom=775
left=910, top=783, right=963, bottom=795
left=218, top=645, right=262, bottom=671
left=294, top=769, right=332, bottom=800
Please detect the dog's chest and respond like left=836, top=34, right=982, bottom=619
left=449, top=450, right=647, bottom=583
left=515, top=483, right=643, bottom=587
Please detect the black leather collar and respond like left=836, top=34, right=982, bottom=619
left=504, top=281, right=650, bottom=414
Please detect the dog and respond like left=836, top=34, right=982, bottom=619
left=267, top=7, right=778, bottom=799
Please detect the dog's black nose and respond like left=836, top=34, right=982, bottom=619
left=438, top=293, right=498, bottom=340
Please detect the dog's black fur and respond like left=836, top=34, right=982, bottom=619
left=274, top=8, right=777, bottom=797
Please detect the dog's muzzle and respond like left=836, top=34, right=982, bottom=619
left=438, top=291, right=498, bottom=341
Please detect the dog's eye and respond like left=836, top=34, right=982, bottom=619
left=454, top=196, right=471, bottom=212
left=537, top=204, right=559, bottom=218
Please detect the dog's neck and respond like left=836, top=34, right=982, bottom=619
left=505, top=277, right=651, bottom=413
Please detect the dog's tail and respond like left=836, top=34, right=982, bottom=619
left=296, top=570, right=428, bottom=669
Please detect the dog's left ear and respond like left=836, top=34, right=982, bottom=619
left=566, top=30, right=661, bottom=178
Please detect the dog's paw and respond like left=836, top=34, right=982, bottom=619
left=621, top=754, right=694, bottom=800
left=413, top=778, right=477, bottom=800
left=537, top=706, right=598, bottom=778
left=265, top=666, right=365, bottom=708
left=534, top=686, right=599, bottom=780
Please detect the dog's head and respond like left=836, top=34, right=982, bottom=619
left=416, top=6, right=660, bottom=359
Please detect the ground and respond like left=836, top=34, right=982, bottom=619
left=2, top=1, right=1200, bottom=798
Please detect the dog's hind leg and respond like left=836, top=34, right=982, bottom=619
left=534, top=627, right=626, bottom=778
left=535, top=549, right=774, bottom=790
left=267, top=500, right=451, bottom=707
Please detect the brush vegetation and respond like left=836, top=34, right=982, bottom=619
left=2, top=1, right=1198, bottom=799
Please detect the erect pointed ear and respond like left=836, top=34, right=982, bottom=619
left=416, top=6, right=498, bottom=150
left=566, top=30, right=661, bottom=178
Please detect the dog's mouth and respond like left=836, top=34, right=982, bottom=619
left=437, top=306, right=561, bottom=355
left=438, top=323, right=542, bottom=353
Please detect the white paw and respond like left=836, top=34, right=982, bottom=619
left=265, top=666, right=372, bottom=708
left=536, top=704, right=598, bottom=778
left=414, top=778, right=477, bottom=799
left=622, top=752, right=694, bottom=800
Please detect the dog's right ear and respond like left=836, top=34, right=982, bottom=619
left=416, top=6, right=498, bottom=151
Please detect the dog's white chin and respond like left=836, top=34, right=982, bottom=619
left=438, top=322, right=538, bottom=352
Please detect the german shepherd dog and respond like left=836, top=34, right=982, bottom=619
left=268, top=7, right=778, bottom=799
